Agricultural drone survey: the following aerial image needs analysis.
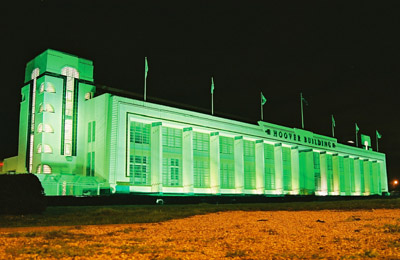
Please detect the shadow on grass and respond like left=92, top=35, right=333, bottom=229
left=1, top=198, right=399, bottom=228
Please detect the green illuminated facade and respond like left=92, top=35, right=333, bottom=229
left=4, top=50, right=389, bottom=196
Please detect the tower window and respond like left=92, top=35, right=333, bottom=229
left=45, top=104, right=55, bottom=113
left=43, top=165, right=52, bottom=174
left=46, top=82, right=56, bottom=93
left=43, top=144, right=53, bottom=153
left=37, top=144, right=42, bottom=153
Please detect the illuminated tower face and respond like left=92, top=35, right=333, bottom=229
left=17, top=49, right=95, bottom=174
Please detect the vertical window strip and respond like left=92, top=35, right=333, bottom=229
left=29, top=68, right=40, bottom=173
left=193, top=132, right=210, bottom=188
left=264, top=144, right=275, bottom=190
left=61, top=67, right=79, bottom=156
left=313, top=152, right=321, bottom=191
left=91, top=151, right=95, bottom=177
left=128, top=121, right=151, bottom=184
left=282, top=147, right=292, bottom=191
left=244, top=140, right=256, bottom=190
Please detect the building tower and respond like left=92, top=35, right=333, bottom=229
left=17, top=49, right=95, bottom=176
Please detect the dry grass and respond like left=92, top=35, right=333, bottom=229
left=1, top=209, right=400, bottom=259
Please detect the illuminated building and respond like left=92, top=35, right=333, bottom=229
left=2, top=50, right=389, bottom=196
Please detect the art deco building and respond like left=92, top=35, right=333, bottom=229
left=2, top=49, right=389, bottom=196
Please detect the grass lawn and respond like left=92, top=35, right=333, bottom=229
left=0, top=198, right=399, bottom=228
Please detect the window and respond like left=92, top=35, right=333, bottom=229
left=220, top=162, right=235, bottom=189
left=43, top=144, right=52, bottom=153
left=264, top=143, right=275, bottom=190
left=193, top=132, right=209, bottom=152
left=283, top=147, right=292, bottom=191
left=45, top=104, right=54, bottom=113
left=193, top=132, right=210, bottom=188
left=313, top=152, right=321, bottom=191
left=38, top=103, right=44, bottom=113
left=88, top=121, right=96, bottom=143
left=46, top=82, right=56, bottom=93
left=39, top=83, right=45, bottom=93
left=130, top=155, right=150, bottom=185
left=36, top=164, right=41, bottom=174
left=86, top=152, right=95, bottom=176
left=44, top=124, right=54, bottom=133
left=37, top=144, right=42, bottom=153
left=244, top=140, right=256, bottom=190
left=220, top=136, right=234, bottom=155
left=85, top=92, right=93, bottom=100
left=162, top=158, right=182, bottom=187
left=130, top=122, right=150, bottom=144
left=37, top=123, right=43, bottom=133
left=61, top=67, right=79, bottom=157
left=43, top=165, right=52, bottom=174
left=162, top=127, right=182, bottom=148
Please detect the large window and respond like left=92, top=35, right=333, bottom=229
left=327, top=154, right=334, bottom=192
left=193, top=132, right=210, bottom=188
left=61, top=67, right=79, bottom=156
left=313, top=152, right=321, bottom=192
left=339, top=157, right=345, bottom=193
left=264, top=144, right=275, bottom=190
left=220, top=136, right=235, bottom=189
left=283, top=147, right=292, bottom=191
left=128, top=121, right=151, bottom=185
left=162, top=158, right=181, bottom=186
left=130, top=155, right=150, bottom=185
left=244, top=140, right=256, bottom=190
left=162, top=127, right=182, bottom=187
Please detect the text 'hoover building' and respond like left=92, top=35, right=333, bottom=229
left=3, top=50, right=389, bottom=196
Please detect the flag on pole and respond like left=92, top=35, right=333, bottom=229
left=355, top=123, right=359, bottom=133
left=332, top=115, right=335, bottom=127
left=145, top=57, right=149, bottom=79
left=211, top=77, right=214, bottom=94
left=261, top=92, right=267, bottom=106
left=144, top=57, right=149, bottom=101
left=376, top=130, right=382, bottom=139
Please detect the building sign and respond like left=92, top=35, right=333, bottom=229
left=258, top=121, right=337, bottom=149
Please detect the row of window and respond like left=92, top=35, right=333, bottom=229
left=127, top=122, right=381, bottom=193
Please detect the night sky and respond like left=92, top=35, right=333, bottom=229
left=2, top=1, right=400, bottom=184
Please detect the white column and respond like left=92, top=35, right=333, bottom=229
left=209, top=132, right=220, bottom=194
left=319, top=152, right=328, bottom=196
left=234, top=136, right=244, bottom=194
left=353, top=158, right=361, bottom=195
left=332, top=154, right=340, bottom=195
left=274, top=143, right=283, bottom=194
left=151, top=122, right=163, bottom=193
left=255, top=140, right=265, bottom=194
left=182, top=127, right=194, bottom=194
left=290, top=146, right=300, bottom=195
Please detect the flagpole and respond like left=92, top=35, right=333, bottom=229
left=211, top=92, right=214, bottom=115
left=211, top=77, right=214, bottom=115
left=355, top=124, right=358, bottom=147
left=300, top=92, right=304, bottom=129
left=332, top=119, right=334, bottom=138
left=261, top=95, right=264, bottom=121
left=144, top=57, right=147, bottom=101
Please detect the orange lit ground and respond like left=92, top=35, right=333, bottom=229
left=1, top=209, right=400, bottom=259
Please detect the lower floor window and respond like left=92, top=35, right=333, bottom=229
left=163, top=158, right=181, bottom=187
left=130, top=155, right=150, bottom=185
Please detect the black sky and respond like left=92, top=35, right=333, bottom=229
left=1, top=0, right=400, bottom=183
